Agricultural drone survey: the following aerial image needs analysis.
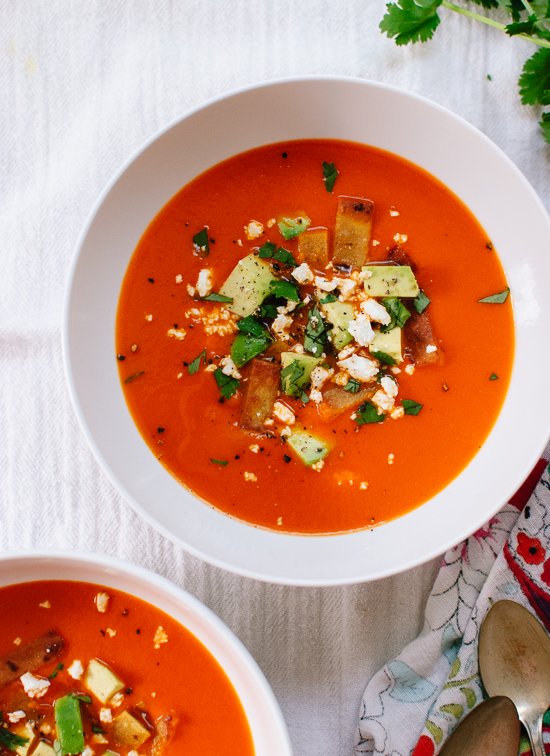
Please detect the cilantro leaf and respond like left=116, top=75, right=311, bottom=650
left=192, top=227, right=210, bottom=257
left=519, top=48, right=550, bottom=106
left=469, top=0, right=499, bottom=7
left=413, top=289, right=430, bottom=314
left=280, top=360, right=305, bottom=397
left=380, top=0, right=442, bottom=46
left=489, top=372, right=499, bottom=380
left=258, top=241, right=298, bottom=267
left=188, top=349, right=206, bottom=375
left=269, top=279, right=301, bottom=302
left=381, top=297, right=411, bottom=331
left=304, top=306, right=328, bottom=357
left=259, top=300, right=278, bottom=319
left=478, top=288, right=510, bottom=304
left=237, top=316, right=270, bottom=338
left=214, top=368, right=240, bottom=399
left=0, top=729, right=29, bottom=750
left=49, top=662, right=64, bottom=679
left=355, top=402, right=385, bottom=425
left=210, top=458, right=228, bottom=466
left=541, top=111, right=550, bottom=144
left=506, top=14, right=539, bottom=36
left=200, top=292, right=234, bottom=303
left=277, top=215, right=311, bottom=240
left=320, top=293, right=338, bottom=304
left=322, top=161, right=339, bottom=192
left=344, top=379, right=361, bottom=393
left=402, top=399, right=423, bottom=415
left=258, top=241, right=277, bottom=258
left=371, top=350, right=397, bottom=366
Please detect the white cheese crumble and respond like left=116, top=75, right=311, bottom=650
left=145, top=313, right=153, bottom=322
left=314, top=275, right=338, bottom=292
left=271, top=313, right=293, bottom=341
left=175, top=274, right=183, bottom=284
left=309, top=366, right=333, bottom=404
left=7, top=711, right=26, bottom=724
left=13, top=637, right=21, bottom=646
left=249, top=444, right=260, bottom=454
left=82, top=748, right=95, bottom=756
left=280, top=425, right=292, bottom=439
left=67, top=659, right=84, bottom=680
left=99, top=708, right=113, bottom=724
left=38, top=600, right=51, bottom=609
left=311, top=460, right=325, bottom=472
left=404, top=363, right=416, bottom=375
left=348, top=314, right=375, bottom=347
left=388, top=453, right=395, bottom=465
left=105, top=627, right=117, bottom=638
left=166, top=327, right=186, bottom=340
left=390, top=406, right=405, bottom=420
left=110, top=692, right=124, bottom=708
left=372, top=389, right=395, bottom=413
left=186, top=283, right=195, bottom=297
left=381, top=375, right=398, bottom=398
left=244, top=471, right=258, bottom=482
left=95, top=592, right=110, bottom=613
left=389, top=206, right=400, bottom=217
left=292, top=262, right=314, bottom=284
left=154, top=626, right=168, bottom=649
left=361, top=298, right=392, bottom=326
left=220, top=356, right=241, bottom=380
left=196, top=268, right=213, bottom=298
left=337, top=345, right=356, bottom=360
left=426, top=344, right=438, bottom=354
left=359, top=481, right=369, bottom=490
left=371, top=239, right=380, bottom=247
left=337, top=354, right=378, bottom=383
left=333, top=277, right=357, bottom=300
left=244, top=220, right=264, bottom=240
left=20, top=672, right=50, bottom=699
left=393, top=233, right=408, bottom=244
left=273, top=401, right=296, bottom=425
left=267, top=217, right=276, bottom=228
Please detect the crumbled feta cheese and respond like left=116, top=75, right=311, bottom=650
left=244, top=471, right=258, bottom=482
left=277, top=300, right=297, bottom=314
left=110, top=692, right=124, bottom=708
left=220, top=356, right=241, bottom=380
left=337, top=345, right=356, bottom=360
left=310, top=366, right=333, bottom=397
left=105, top=628, right=117, bottom=638
left=277, top=516, right=283, bottom=526
left=175, top=274, right=183, bottom=284
left=391, top=367, right=401, bottom=375
left=393, top=233, right=408, bottom=244
left=154, top=626, right=168, bottom=650
left=333, top=277, right=357, bottom=300
left=145, top=313, right=153, bottom=322
left=67, top=660, right=84, bottom=680
left=7, top=711, right=26, bottom=724
left=204, top=363, right=217, bottom=372
left=372, top=389, right=395, bottom=413
left=264, top=418, right=274, bottom=426
left=315, top=275, right=338, bottom=292
left=249, top=444, right=260, bottom=454
left=13, top=637, right=21, bottom=646
left=271, top=313, right=293, bottom=341
left=40, top=723, right=52, bottom=735
left=358, top=268, right=373, bottom=282
left=99, top=708, right=113, bottom=724
left=426, top=344, right=438, bottom=354
left=196, top=268, right=213, bottom=298
left=280, top=425, right=292, bottom=439
left=310, top=389, right=323, bottom=404
left=404, top=363, right=415, bottom=375
left=128, top=751, right=139, bottom=756
left=333, top=371, right=350, bottom=386
left=337, top=354, right=378, bottom=382
left=273, top=401, right=296, bottom=425
left=82, top=747, right=95, bottom=756
left=20, top=672, right=50, bottom=699
left=267, top=218, right=276, bottom=228
left=361, top=298, right=391, bottom=326
left=390, top=406, right=405, bottom=420
left=389, top=206, right=400, bottom=217
left=292, top=262, right=314, bottom=284
left=92, top=733, right=108, bottom=744
left=371, top=240, right=380, bottom=247
left=291, top=343, right=305, bottom=354
left=95, top=592, right=110, bottom=613
left=311, top=460, right=325, bottom=472
left=236, top=238, right=243, bottom=247
left=186, top=283, right=195, bottom=296
left=131, top=343, right=138, bottom=352
left=167, top=327, right=186, bottom=340
left=38, top=600, right=51, bottom=609
left=244, top=220, right=264, bottom=240
left=359, top=481, right=369, bottom=490
left=388, top=453, right=395, bottom=465
left=381, top=375, right=398, bottom=398
left=348, top=314, right=375, bottom=347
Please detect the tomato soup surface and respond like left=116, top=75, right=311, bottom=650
left=0, top=580, right=253, bottom=755
left=116, top=139, right=513, bottom=534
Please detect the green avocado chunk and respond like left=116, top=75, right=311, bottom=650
left=321, top=301, right=354, bottom=350
left=362, top=265, right=419, bottom=298
left=369, top=327, right=403, bottom=364
left=219, top=255, right=273, bottom=317
left=287, top=430, right=330, bottom=466
left=280, top=352, right=322, bottom=397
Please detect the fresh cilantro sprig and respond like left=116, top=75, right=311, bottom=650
left=380, top=0, right=550, bottom=144
left=0, top=728, right=29, bottom=751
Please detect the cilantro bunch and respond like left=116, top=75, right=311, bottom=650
left=380, top=0, right=550, bottom=144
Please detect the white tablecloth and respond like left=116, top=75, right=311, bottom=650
left=1, top=2, right=548, bottom=754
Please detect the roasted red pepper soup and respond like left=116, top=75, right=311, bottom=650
left=116, top=139, right=513, bottom=534
left=0, top=581, right=253, bottom=755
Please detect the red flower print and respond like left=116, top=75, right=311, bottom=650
left=517, top=533, right=545, bottom=565
left=412, top=735, right=435, bottom=756
left=541, top=559, right=550, bottom=587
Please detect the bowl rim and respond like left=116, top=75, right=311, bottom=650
left=0, top=549, right=293, bottom=753
left=62, top=75, right=550, bottom=586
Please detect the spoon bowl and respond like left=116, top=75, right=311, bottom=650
left=439, top=696, right=520, bottom=756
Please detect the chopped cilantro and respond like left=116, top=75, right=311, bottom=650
left=344, top=379, right=361, bottom=393
left=258, top=241, right=297, bottom=267
left=304, top=306, right=327, bottom=358
left=188, top=349, right=206, bottom=375
left=269, top=279, right=301, bottom=302
left=277, top=215, right=311, bottom=240
left=381, top=297, right=411, bottom=331
left=371, top=350, right=397, bottom=366
left=49, top=662, right=64, bottom=679
left=355, top=402, right=385, bottom=425
left=413, top=289, right=430, bottom=314
left=214, top=368, right=240, bottom=399
left=258, top=241, right=277, bottom=258
left=210, top=458, right=229, bottom=466
left=301, top=391, right=310, bottom=404
left=402, top=399, right=423, bottom=415
left=478, top=288, right=510, bottom=304
left=280, top=360, right=305, bottom=397
left=259, top=301, right=278, bottom=319
left=320, top=293, right=338, bottom=304
left=200, top=292, right=233, bottom=303
left=489, top=372, right=499, bottom=381
left=192, top=227, right=210, bottom=256
left=71, top=694, right=92, bottom=704
left=0, top=728, right=29, bottom=750
left=322, top=161, right=339, bottom=193
left=237, top=316, right=270, bottom=338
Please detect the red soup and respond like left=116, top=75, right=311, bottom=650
left=116, top=139, right=514, bottom=534
left=0, top=581, right=254, bottom=755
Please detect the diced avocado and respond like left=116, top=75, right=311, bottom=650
left=84, top=659, right=125, bottom=704
left=369, top=327, right=403, bottom=364
left=280, top=352, right=322, bottom=397
left=322, top=301, right=354, bottom=350
left=54, top=695, right=85, bottom=755
left=30, top=743, right=56, bottom=756
left=13, top=723, right=35, bottom=756
left=102, top=752, right=120, bottom=756
left=287, top=431, right=330, bottom=466
left=111, top=712, right=151, bottom=748
left=219, top=254, right=273, bottom=318
left=363, top=266, right=419, bottom=298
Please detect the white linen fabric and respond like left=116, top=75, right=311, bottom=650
left=0, top=2, right=548, bottom=755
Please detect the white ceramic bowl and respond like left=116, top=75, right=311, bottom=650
left=64, top=77, right=550, bottom=586
left=0, top=551, right=292, bottom=754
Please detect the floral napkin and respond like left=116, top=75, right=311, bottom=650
left=356, top=456, right=550, bottom=756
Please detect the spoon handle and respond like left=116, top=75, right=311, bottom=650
left=523, top=712, right=545, bottom=756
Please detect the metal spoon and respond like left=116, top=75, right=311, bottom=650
left=439, top=696, right=520, bottom=756
left=479, top=599, right=550, bottom=756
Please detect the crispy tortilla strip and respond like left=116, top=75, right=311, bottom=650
left=318, top=385, right=376, bottom=422
left=240, top=359, right=280, bottom=431
left=405, top=312, right=443, bottom=366
left=298, top=227, right=329, bottom=269
left=333, top=196, right=374, bottom=269
left=0, top=631, right=65, bottom=688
